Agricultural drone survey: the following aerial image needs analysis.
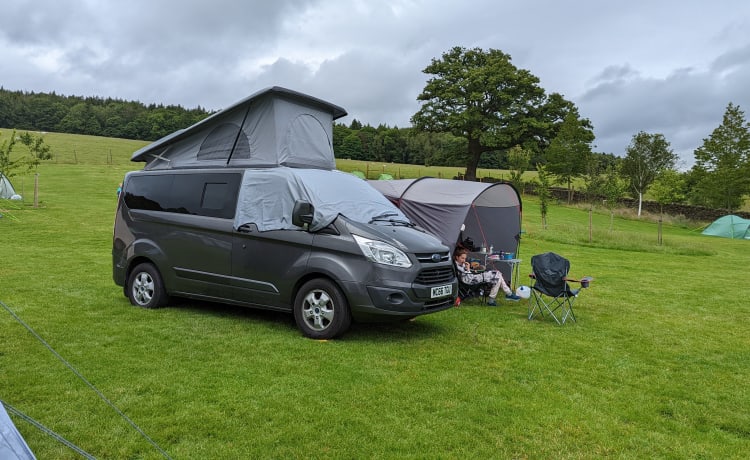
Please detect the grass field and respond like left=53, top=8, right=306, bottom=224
left=1, top=131, right=750, bottom=458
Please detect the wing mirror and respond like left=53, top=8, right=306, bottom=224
left=292, top=200, right=314, bottom=229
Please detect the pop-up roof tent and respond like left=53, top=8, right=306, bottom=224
left=131, top=86, right=347, bottom=170
left=702, top=214, right=750, bottom=239
left=369, top=178, right=522, bottom=277
left=129, top=87, right=410, bottom=234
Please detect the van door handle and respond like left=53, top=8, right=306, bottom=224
left=237, top=224, right=254, bottom=233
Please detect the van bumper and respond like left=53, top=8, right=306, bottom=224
left=340, top=279, right=457, bottom=320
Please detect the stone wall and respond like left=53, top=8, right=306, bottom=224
left=543, top=187, right=750, bottom=222
left=451, top=177, right=750, bottom=221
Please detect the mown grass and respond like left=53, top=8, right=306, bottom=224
left=1, top=131, right=750, bottom=459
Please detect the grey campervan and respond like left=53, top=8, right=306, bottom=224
left=112, top=87, right=456, bottom=339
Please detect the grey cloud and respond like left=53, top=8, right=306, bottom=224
left=577, top=52, right=750, bottom=167
left=2, top=0, right=750, bottom=171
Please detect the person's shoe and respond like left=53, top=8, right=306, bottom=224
left=487, top=298, right=497, bottom=306
left=505, top=293, right=521, bottom=301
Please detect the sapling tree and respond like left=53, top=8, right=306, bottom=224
left=0, top=130, right=20, bottom=180
left=545, top=111, right=595, bottom=203
left=1, top=131, right=53, bottom=207
left=19, top=131, right=52, bottom=170
left=600, top=164, right=627, bottom=231
left=536, top=164, right=552, bottom=229
left=650, top=169, right=686, bottom=245
left=621, top=132, right=677, bottom=217
left=506, top=144, right=530, bottom=193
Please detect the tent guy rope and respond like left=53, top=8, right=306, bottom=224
left=0, top=299, right=172, bottom=459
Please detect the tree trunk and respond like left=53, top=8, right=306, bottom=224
left=463, top=138, right=482, bottom=181
left=637, top=192, right=643, bottom=217
left=658, top=217, right=663, bottom=245
left=658, top=205, right=663, bottom=245
left=567, top=177, right=573, bottom=204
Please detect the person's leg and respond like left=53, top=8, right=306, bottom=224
left=485, top=271, right=511, bottom=304
left=497, top=274, right=521, bottom=301
left=489, top=280, right=501, bottom=299
left=496, top=275, right=512, bottom=295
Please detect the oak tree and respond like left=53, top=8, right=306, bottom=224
left=411, top=46, right=577, bottom=180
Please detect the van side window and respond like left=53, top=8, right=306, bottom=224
left=124, top=173, right=240, bottom=219
left=124, top=175, right=174, bottom=212
left=202, top=183, right=230, bottom=210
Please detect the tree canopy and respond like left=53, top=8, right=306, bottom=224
left=544, top=111, right=595, bottom=201
left=411, top=46, right=583, bottom=181
left=0, top=88, right=209, bottom=141
left=621, top=131, right=677, bottom=216
left=691, top=103, right=750, bottom=211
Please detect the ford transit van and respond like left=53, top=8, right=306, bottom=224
left=112, top=87, right=456, bottom=338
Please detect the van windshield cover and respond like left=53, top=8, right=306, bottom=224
left=234, top=167, right=411, bottom=232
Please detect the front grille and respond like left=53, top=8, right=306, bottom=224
left=423, top=296, right=455, bottom=310
left=415, top=252, right=450, bottom=263
left=415, top=267, right=455, bottom=285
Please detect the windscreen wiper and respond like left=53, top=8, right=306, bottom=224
left=369, top=212, right=414, bottom=227
left=369, top=212, right=398, bottom=223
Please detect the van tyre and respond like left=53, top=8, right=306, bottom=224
left=294, top=279, right=351, bottom=339
left=127, top=263, right=168, bottom=309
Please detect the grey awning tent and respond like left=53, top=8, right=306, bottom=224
left=368, top=177, right=522, bottom=278
left=131, top=86, right=347, bottom=170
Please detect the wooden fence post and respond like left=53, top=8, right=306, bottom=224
left=33, top=173, right=39, bottom=208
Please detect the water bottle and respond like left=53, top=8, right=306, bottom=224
left=489, top=245, right=493, bottom=254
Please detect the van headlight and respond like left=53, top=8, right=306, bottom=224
left=353, top=234, right=412, bottom=268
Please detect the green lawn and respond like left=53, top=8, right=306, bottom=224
left=1, top=132, right=749, bottom=458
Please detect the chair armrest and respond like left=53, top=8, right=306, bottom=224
left=564, top=276, right=593, bottom=287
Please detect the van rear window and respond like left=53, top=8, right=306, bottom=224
left=124, top=173, right=240, bottom=219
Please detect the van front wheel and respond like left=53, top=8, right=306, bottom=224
left=127, top=263, right=168, bottom=309
left=294, top=279, right=351, bottom=339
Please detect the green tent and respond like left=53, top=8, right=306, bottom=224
left=701, top=215, right=750, bottom=239
left=349, top=170, right=366, bottom=179
left=378, top=173, right=394, bottom=180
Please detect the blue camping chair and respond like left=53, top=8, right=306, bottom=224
left=528, top=252, right=592, bottom=324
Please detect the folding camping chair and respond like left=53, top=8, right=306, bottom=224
left=527, top=252, right=592, bottom=324
left=457, top=276, right=494, bottom=305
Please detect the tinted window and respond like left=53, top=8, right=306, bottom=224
left=124, top=172, right=240, bottom=219
left=124, top=175, right=174, bottom=212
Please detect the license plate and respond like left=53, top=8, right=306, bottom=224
left=431, top=284, right=452, bottom=298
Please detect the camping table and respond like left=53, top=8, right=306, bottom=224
left=475, top=252, right=522, bottom=291
left=495, top=258, right=522, bottom=290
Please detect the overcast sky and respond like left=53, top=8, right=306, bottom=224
left=3, top=0, right=750, bottom=168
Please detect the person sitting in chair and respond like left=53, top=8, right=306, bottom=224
left=454, top=247, right=520, bottom=305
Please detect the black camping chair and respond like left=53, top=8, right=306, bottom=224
left=454, top=254, right=493, bottom=305
left=528, top=252, right=592, bottom=324
left=457, top=276, right=494, bottom=305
